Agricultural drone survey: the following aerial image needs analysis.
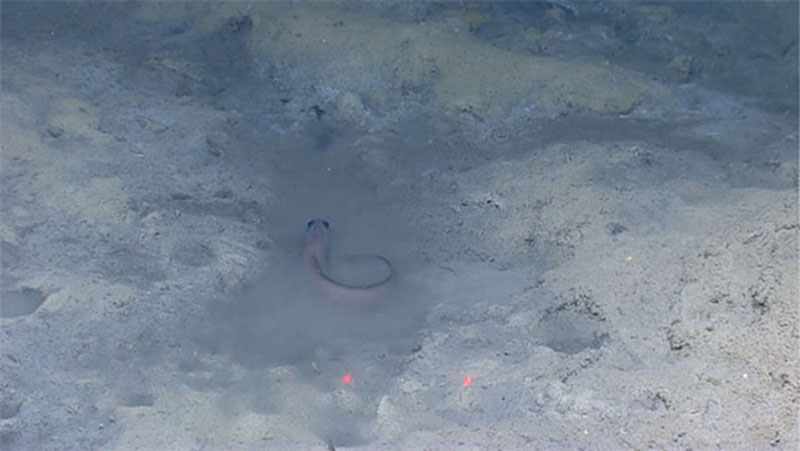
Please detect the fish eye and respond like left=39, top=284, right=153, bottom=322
left=307, top=220, right=315, bottom=229
left=322, top=220, right=330, bottom=229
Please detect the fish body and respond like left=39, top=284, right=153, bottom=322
left=304, top=219, right=394, bottom=304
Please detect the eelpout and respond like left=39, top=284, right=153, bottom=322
left=304, top=219, right=394, bottom=303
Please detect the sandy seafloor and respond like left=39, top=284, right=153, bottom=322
left=1, top=2, right=798, bottom=449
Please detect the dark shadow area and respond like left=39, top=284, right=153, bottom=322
left=198, top=263, right=427, bottom=368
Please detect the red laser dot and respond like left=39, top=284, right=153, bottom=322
left=462, top=375, right=473, bottom=387
left=342, top=374, right=352, bottom=384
